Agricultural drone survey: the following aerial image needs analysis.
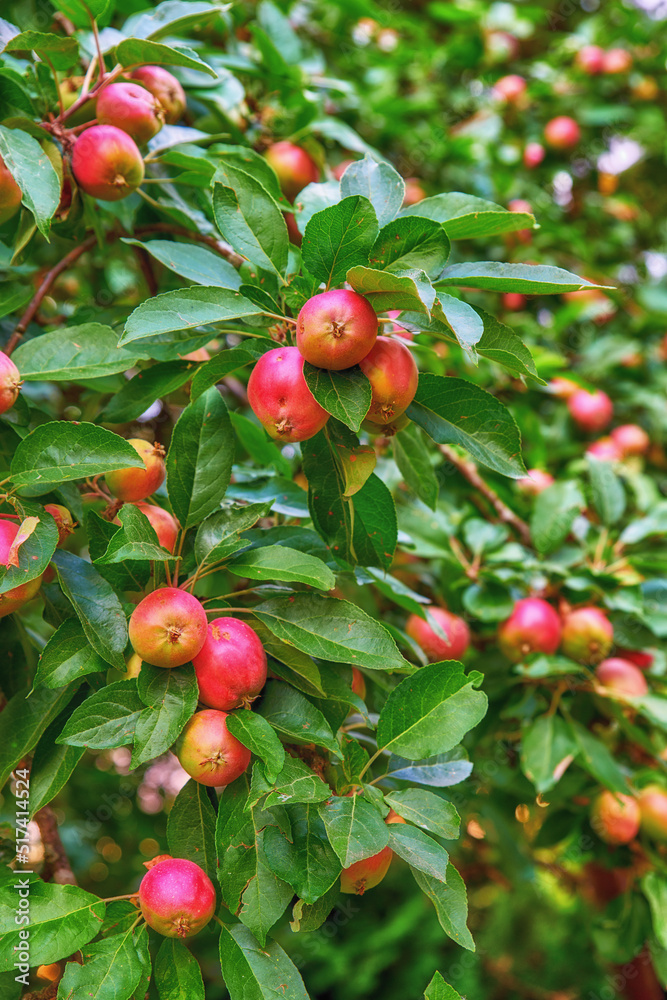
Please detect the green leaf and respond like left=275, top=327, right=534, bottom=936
left=51, top=0, right=112, bottom=29
left=231, top=411, right=291, bottom=477
left=403, top=191, right=534, bottom=240
left=4, top=30, right=79, bottom=69
left=386, top=749, right=473, bottom=787
left=227, top=711, right=286, bottom=783
left=212, top=176, right=289, bottom=278
left=376, top=661, right=488, bottom=760
left=52, top=550, right=128, bottom=670
left=252, top=757, right=332, bottom=810
left=318, top=794, right=389, bottom=867
left=123, top=0, right=223, bottom=39
left=0, top=880, right=105, bottom=970
left=214, top=144, right=290, bottom=209
left=97, top=503, right=176, bottom=565
left=0, top=125, right=60, bottom=237
left=431, top=292, right=484, bottom=350
left=28, top=709, right=85, bottom=816
left=370, top=216, right=450, bottom=279
left=228, top=544, right=335, bottom=590
left=0, top=683, right=77, bottom=788
left=57, top=680, right=144, bottom=750
left=568, top=720, right=629, bottom=794
left=167, top=779, right=217, bottom=888
left=384, top=789, right=460, bottom=839
left=121, top=287, right=262, bottom=344
left=302, top=195, right=379, bottom=287
left=346, top=265, right=435, bottom=315
left=10, top=422, right=144, bottom=496
left=101, top=361, right=197, bottom=424
left=530, top=481, right=584, bottom=555
left=520, top=715, right=579, bottom=793
left=424, top=971, right=463, bottom=1000
left=194, top=502, right=272, bottom=567
left=474, top=309, right=544, bottom=382
left=190, top=347, right=258, bottom=402
left=642, top=873, right=667, bottom=951
left=56, top=925, right=145, bottom=1000
left=166, top=387, right=234, bottom=528
left=407, top=373, right=525, bottom=478
left=257, top=680, right=341, bottom=756
left=155, top=938, right=204, bottom=1000
left=253, top=593, right=410, bottom=671
left=588, top=457, right=626, bottom=526
left=393, top=423, right=438, bottom=510
left=412, top=863, right=475, bottom=951
left=303, top=363, right=372, bottom=432
left=12, top=325, right=139, bottom=382
left=290, top=885, right=340, bottom=933
left=34, top=617, right=107, bottom=689
left=388, top=824, right=449, bottom=882
left=115, top=37, right=218, bottom=76
left=131, top=664, right=199, bottom=768
left=339, top=155, right=404, bottom=228
left=218, top=923, right=310, bottom=1000
left=263, top=805, right=341, bottom=903
left=437, top=262, right=610, bottom=294
left=121, top=238, right=242, bottom=289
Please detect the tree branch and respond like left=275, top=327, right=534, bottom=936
left=439, top=444, right=532, bottom=546
left=35, top=805, right=77, bottom=885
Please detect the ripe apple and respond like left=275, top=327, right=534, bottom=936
left=567, top=389, right=614, bottom=433
left=602, top=49, right=632, bottom=74
left=406, top=607, right=470, bottom=662
left=560, top=607, right=613, bottom=665
left=43, top=504, right=75, bottom=547
left=138, top=857, right=216, bottom=937
left=638, top=786, right=667, bottom=842
left=596, top=658, right=648, bottom=698
left=176, top=709, right=251, bottom=787
left=193, top=617, right=267, bottom=710
left=297, top=289, right=378, bottom=371
left=0, top=518, right=43, bottom=619
left=131, top=502, right=179, bottom=553
left=130, top=66, right=186, bottom=124
left=610, top=424, right=649, bottom=457
left=264, top=141, right=319, bottom=202
left=498, top=598, right=561, bottom=662
left=340, top=844, right=393, bottom=894
left=544, top=116, right=581, bottom=151
left=516, top=469, right=554, bottom=495
left=105, top=439, right=166, bottom=502
left=96, top=82, right=165, bottom=144
left=0, top=352, right=21, bottom=414
left=590, top=791, right=640, bottom=845
left=575, top=46, right=606, bottom=74
left=129, top=587, right=208, bottom=668
left=247, top=346, right=329, bottom=443
left=359, top=337, right=418, bottom=426
left=492, top=74, right=527, bottom=104
left=523, top=142, right=545, bottom=169
left=586, top=438, right=622, bottom=462
left=71, top=125, right=145, bottom=201
left=0, top=157, right=22, bottom=225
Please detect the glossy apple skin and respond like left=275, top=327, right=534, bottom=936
left=516, top=469, right=554, bottom=495
left=176, top=709, right=251, bottom=787
left=359, top=337, right=418, bottom=426
left=133, top=502, right=179, bottom=553
left=96, top=82, right=165, bottom=144
left=403, top=178, right=427, bottom=206
left=139, top=858, right=216, bottom=938
left=549, top=377, right=579, bottom=399
left=406, top=607, right=470, bottom=662
left=129, top=587, right=208, bottom=668
left=618, top=649, right=654, bottom=671
left=544, top=116, right=581, bottom=150
left=590, top=791, right=640, bottom=845
left=340, top=844, right=393, bottom=894
left=105, top=439, right=166, bottom=502
left=130, top=66, right=186, bottom=124
left=0, top=518, right=43, bottom=618
left=351, top=667, right=366, bottom=701
left=296, top=290, right=378, bottom=371
left=43, top=504, right=75, bottom=547
left=0, top=156, right=22, bottom=224
left=0, top=352, right=21, bottom=414
left=72, top=125, right=145, bottom=201
left=193, top=617, right=267, bottom=711
left=638, top=786, right=667, bottom=842
left=247, top=346, right=329, bottom=443
left=264, top=141, right=319, bottom=202
left=560, top=607, right=613, bottom=665
left=497, top=598, right=561, bottom=663
left=596, top=658, right=648, bottom=698
left=567, top=390, right=614, bottom=433
left=611, top=424, right=650, bottom=456
left=603, top=48, right=632, bottom=74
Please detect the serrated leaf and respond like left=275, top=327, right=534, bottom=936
left=403, top=191, right=534, bottom=240
left=101, top=361, right=197, bottom=425
left=256, top=680, right=340, bottom=756
left=520, top=715, right=579, bottom=793
left=0, top=125, right=60, bottom=237
left=530, top=480, right=584, bottom=555
left=4, top=30, right=79, bottom=69
left=318, top=794, right=388, bottom=867
left=369, top=216, right=450, bottom=279
left=303, top=363, right=371, bottom=432
left=376, top=661, right=487, bottom=759
left=194, top=502, right=272, bottom=567
left=389, top=824, right=449, bottom=882
left=412, top=863, right=475, bottom=951
left=437, top=261, right=610, bottom=294
left=167, top=779, right=217, bottom=887
left=347, top=265, right=436, bottom=315
left=131, top=664, right=199, bottom=768
left=218, top=923, right=310, bottom=1000
left=34, top=617, right=107, bottom=689
left=121, top=238, right=241, bottom=289
left=384, top=788, right=460, bottom=838
left=588, top=457, right=626, bottom=526
left=0, top=683, right=78, bottom=788
left=302, top=195, right=378, bottom=287
left=212, top=178, right=288, bottom=277
left=407, top=373, right=525, bottom=478
left=227, top=711, right=286, bottom=783
left=57, top=681, right=144, bottom=750
left=339, top=155, right=404, bottom=228
left=393, top=423, right=438, bottom=509
left=228, top=544, right=335, bottom=590
left=115, top=37, right=218, bottom=76
left=121, top=287, right=262, bottom=344
left=155, top=938, right=204, bottom=1000
left=12, top=325, right=139, bottom=382
left=52, top=550, right=128, bottom=670
left=190, top=348, right=258, bottom=402
left=475, top=308, right=544, bottom=382
left=263, top=806, right=341, bottom=903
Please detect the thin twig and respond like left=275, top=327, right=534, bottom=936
left=439, top=445, right=532, bottom=546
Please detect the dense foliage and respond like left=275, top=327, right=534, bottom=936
left=0, top=0, right=666, bottom=998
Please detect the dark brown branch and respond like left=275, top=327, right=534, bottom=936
left=35, top=805, right=77, bottom=885
left=439, top=444, right=532, bottom=546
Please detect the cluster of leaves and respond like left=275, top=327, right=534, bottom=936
left=0, top=0, right=666, bottom=998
